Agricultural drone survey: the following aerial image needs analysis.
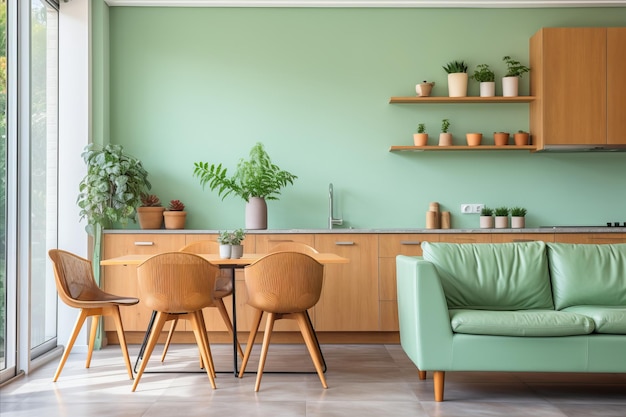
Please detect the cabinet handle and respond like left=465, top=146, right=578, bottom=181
left=400, top=241, right=421, bottom=245
left=512, top=239, right=534, bottom=242
left=268, top=239, right=294, bottom=243
left=335, top=241, right=355, bottom=246
left=134, top=241, right=155, bottom=246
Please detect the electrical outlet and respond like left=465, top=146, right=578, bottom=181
left=461, top=204, right=485, bottom=214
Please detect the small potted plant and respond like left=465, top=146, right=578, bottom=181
left=137, top=194, right=165, bottom=229
left=471, top=64, right=496, bottom=97
left=494, top=131, right=510, bottom=146
left=218, top=228, right=246, bottom=259
left=510, top=207, right=527, bottom=229
left=502, top=55, right=530, bottom=97
left=414, top=123, right=428, bottom=146
left=443, top=60, right=468, bottom=97
left=439, top=119, right=452, bottom=146
left=494, top=206, right=510, bottom=229
left=479, top=206, right=494, bottom=229
left=514, top=130, right=530, bottom=146
left=416, top=80, right=435, bottom=97
left=163, top=199, right=187, bottom=230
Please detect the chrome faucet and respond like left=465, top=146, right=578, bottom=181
left=328, top=183, right=343, bottom=229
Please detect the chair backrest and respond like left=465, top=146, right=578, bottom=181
left=48, top=249, right=106, bottom=309
left=136, top=252, right=219, bottom=313
left=244, top=252, right=324, bottom=313
left=179, top=240, right=219, bottom=254
left=268, top=242, right=319, bottom=255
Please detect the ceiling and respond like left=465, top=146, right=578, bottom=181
left=103, top=0, right=626, bottom=7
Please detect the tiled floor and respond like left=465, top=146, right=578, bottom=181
left=1, top=343, right=625, bottom=417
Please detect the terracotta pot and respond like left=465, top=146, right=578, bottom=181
left=163, top=211, right=187, bottom=230
left=479, top=81, right=495, bottom=97
left=413, top=133, right=429, bottom=146
left=480, top=216, right=494, bottom=229
left=416, top=81, right=435, bottom=97
left=514, top=132, right=530, bottom=146
left=438, top=133, right=453, bottom=146
left=137, top=206, right=165, bottom=229
left=502, top=76, right=519, bottom=97
left=465, top=133, right=483, bottom=146
left=494, top=132, right=510, bottom=146
left=245, top=196, right=267, bottom=230
left=447, top=73, right=468, bottom=97
left=495, top=216, right=509, bottom=229
left=511, top=216, right=526, bottom=229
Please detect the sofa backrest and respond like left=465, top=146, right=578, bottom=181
left=547, top=242, right=626, bottom=310
left=422, top=241, right=554, bottom=310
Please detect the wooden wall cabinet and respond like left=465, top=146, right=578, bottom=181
left=530, top=27, right=626, bottom=149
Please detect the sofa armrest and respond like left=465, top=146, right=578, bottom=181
left=397, top=255, right=453, bottom=371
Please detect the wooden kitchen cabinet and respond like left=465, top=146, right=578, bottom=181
left=530, top=27, right=626, bottom=149
left=491, top=233, right=554, bottom=243
left=313, top=234, right=379, bottom=331
left=554, top=233, right=626, bottom=244
left=439, top=233, right=491, bottom=243
left=378, top=234, right=439, bottom=331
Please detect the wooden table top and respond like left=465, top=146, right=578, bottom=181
left=100, top=252, right=349, bottom=266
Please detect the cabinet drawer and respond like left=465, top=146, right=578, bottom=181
left=378, top=234, right=439, bottom=257
left=439, top=234, right=491, bottom=243
left=491, top=233, right=554, bottom=243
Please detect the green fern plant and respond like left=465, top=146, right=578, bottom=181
left=503, top=56, right=530, bottom=78
left=471, top=64, right=495, bottom=82
left=443, top=60, right=468, bottom=74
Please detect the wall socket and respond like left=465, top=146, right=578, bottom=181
left=461, top=204, right=485, bottom=214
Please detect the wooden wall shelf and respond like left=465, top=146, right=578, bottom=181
left=389, top=96, right=535, bottom=104
left=389, top=145, right=537, bottom=152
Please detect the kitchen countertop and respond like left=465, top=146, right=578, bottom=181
left=104, top=227, right=626, bottom=234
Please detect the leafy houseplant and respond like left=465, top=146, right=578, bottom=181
left=163, top=199, right=187, bottom=230
left=414, top=123, right=428, bottom=146
left=443, top=60, right=469, bottom=98
left=510, top=207, right=527, bottom=217
left=218, top=228, right=246, bottom=259
left=193, top=142, right=297, bottom=229
left=439, top=119, right=452, bottom=146
left=502, top=55, right=530, bottom=97
left=479, top=206, right=494, bottom=229
left=417, top=123, right=426, bottom=134
left=480, top=206, right=494, bottom=216
left=510, top=207, right=527, bottom=229
left=137, top=193, right=164, bottom=229
left=471, top=64, right=496, bottom=97
left=494, top=206, right=510, bottom=229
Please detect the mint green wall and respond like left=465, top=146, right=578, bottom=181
left=92, top=0, right=109, bottom=147
left=107, top=7, right=626, bottom=230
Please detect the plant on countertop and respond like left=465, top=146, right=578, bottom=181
left=480, top=206, right=494, bottom=216
left=218, top=228, right=246, bottom=245
left=193, top=142, right=297, bottom=202
left=503, top=56, right=530, bottom=78
left=417, top=123, right=426, bottom=134
left=441, top=119, right=450, bottom=133
left=167, top=199, right=185, bottom=211
left=471, top=64, right=495, bottom=82
left=494, top=206, right=510, bottom=217
left=140, top=193, right=162, bottom=207
left=443, top=60, right=468, bottom=74
left=510, top=207, right=527, bottom=217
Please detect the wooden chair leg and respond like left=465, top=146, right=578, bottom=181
left=109, top=306, right=134, bottom=380
left=190, top=311, right=216, bottom=389
left=53, top=309, right=89, bottom=382
left=85, top=312, right=100, bottom=368
left=160, top=317, right=179, bottom=362
left=255, top=312, right=276, bottom=392
left=132, top=312, right=169, bottom=392
left=418, top=369, right=427, bottom=380
left=238, top=308, right=263, bottom=378
left=433, top=371, right=445, bottom=402
left=215, top=298, right=244, bottom=359
left=196, top=310, right=215, bottom=378
left=295, top=312, right=327, bottom=389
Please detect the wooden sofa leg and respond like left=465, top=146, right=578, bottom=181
left=433, top=371, right=445, bottom=402
left=418, top=369, right=427, bottom=380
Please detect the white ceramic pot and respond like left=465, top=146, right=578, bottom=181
left=511, top=216, right=526, bottom=229
left=502, top=76, right=519, bottom=97
left=219, top=244, right=232, bottom=259
left=245, top=196, right=268, bottom=230
left=495, top=216, right=509, bottom=229
left=479, top=81, right=495, bottom=97
left=447, top=73, right=468, bottom=97
left=480, top=216, right=494, bottom=229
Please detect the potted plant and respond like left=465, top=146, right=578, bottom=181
left=443, top=60, right=469, bottom=97
left=502, top=55, right=530, bottom=97
left=414, top=123, right=428, bottom=146
left=137, top=193, right=165, bottom=229
left=479, top=206, right=494, bottom=229
left=471, top=64, right=496, bottom=97
left=466, top=132, right=483, bottom=146
left=217, top=228, right=246, bottom=259
left=439, top=119, right=452, bottom=146
left=494, top=131, right=510, bottom=146
left=416, top=80, right=435, bottom=97
left=193, top=142, right=297, bottom=230
left=510, top=207, right=527, bottom=229
left=163, top=199, right=187, bottom=230
left=514, top=130, right=530, bottom=146
left=494, top=206, right=510, bottom=228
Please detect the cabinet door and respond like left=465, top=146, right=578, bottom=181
left=607, top=27, right=626, bottom=145
left=491, top=233, right=554, bottom=243
left=378, top=234, right=439, bottom=331
left=313, top=234, right=379, bottom=331
left=554, top=233, right=626, bottom=244
left=254, top=234, right=315, bottom=253
left=438, top=234, right=491, bottom=243
left=102, top=234, right=186, bottom=332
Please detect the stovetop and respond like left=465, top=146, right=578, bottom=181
left=540, top=223, right=626, bottom=228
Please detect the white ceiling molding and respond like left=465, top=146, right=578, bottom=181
left=103, top=0, right=626, bottom=7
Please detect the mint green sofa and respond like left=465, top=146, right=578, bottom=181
left=396, top=241, right=626, bottom=401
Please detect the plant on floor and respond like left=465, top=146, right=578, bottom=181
left=503, top=56, right=530, bottom=78
left=443, top=60, right=468, bottom=74
left=494, top=206, right=510, bottom=217
left=471, top=64, right=495, bottom=82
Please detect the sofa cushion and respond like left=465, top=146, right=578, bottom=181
left=449, top=309, right=595, bottom=336
left=562, top=306, right=626, bottom=335
left=547, top=243, right=626, bottom=310
left=422, top=241, right=554, bottom=310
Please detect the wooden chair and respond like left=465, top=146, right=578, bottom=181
left=158, top=240, right=244, bottom=362
left=238, top=252, right=327, bottom=391
left=47, top=249, right=138, bottom=382
left=268, top=242, right=319, bottom=255
left=132, top=252, right=219, bottom=392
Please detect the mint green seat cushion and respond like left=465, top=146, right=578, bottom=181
left=562, top=306, right=626, bottom=334
left=547, top=243, right=626, bottom=309
left=449, top=309, right=595, bottom=336
left=422, top=241, right=554, bottom=310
